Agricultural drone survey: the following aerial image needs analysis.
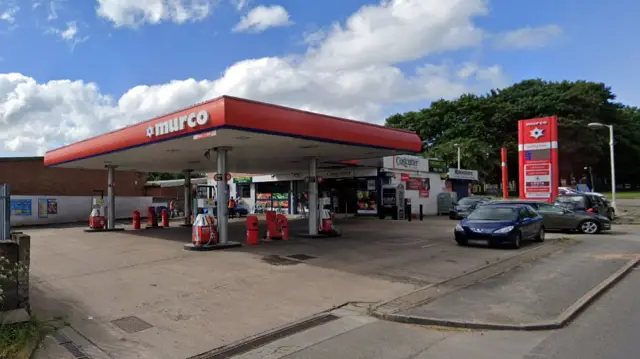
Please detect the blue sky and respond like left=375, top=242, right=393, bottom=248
left=0, top=0, right=638, bottom=156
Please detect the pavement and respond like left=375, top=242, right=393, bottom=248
left=225, top=261, right=640, bottom=359
left=27, top=215, right=553, bottom=359
left=397, top=236, right=640, bottom=328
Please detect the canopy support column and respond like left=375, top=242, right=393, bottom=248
left=308, top=158, right=318, bottom=236
left=182, top=170, right=193, bottom=227
left=107, top=165, right=116, bottom=229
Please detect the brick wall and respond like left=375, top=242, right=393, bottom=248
left=0, top=157, right=147, bottom=196
left=145, top=186, right=185, bottom=199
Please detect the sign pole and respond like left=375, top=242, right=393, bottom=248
left=501, top=148, right=508, bottom=199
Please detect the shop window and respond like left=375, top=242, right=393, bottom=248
left=237, top=184, right=251, bottom=198
left=255, top=181, right=290, bottom=213
left=356, top=178, right=378, bottom=215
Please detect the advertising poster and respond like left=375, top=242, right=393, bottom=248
left=10, top=199, right=32, bottom=216
left=47, top=199, right=58, bottom=215
left=38, top=199, right=49, bottom=218
left=518, top=116, right=559, bottom=202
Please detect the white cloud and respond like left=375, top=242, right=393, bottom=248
left=494, top=24, right=563, bottom=50
left=230, top=0, right=249, bottom=11
left=1, top=0, right=525, bottom=155
left=233, top=5, right=292, bottom=33
left=0, top=5, right=18, bottom=24
left=304, top=0, right=488, bottom=70
left=96, top=0, right=216, bottom=28
left=46, top=21, right=89, bottom=50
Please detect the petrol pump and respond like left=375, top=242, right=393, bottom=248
left=318, top=196, right=340, bottom=236
left=89, top=197, right=106, bottom=230
left=193, top=184, right=217, bottom=218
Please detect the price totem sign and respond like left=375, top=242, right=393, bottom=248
left=518, top=116, right=559, bottom=202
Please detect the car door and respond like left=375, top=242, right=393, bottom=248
left=519, top=206, right=536, bottom=238
left=536, top=203, right=564, bottom=230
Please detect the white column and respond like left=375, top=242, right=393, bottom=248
left=107, top=166, right=116, bottom=229
left=308, top=158, right=318, bottom=235
left=216, top=148, right=230, bottom=244
left=183, top=170, right=192, bottom=226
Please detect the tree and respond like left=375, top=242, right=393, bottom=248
left=386, top=79, right=640, bottom=189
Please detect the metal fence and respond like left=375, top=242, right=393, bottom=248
left=0, top=184, right=9, bottom=241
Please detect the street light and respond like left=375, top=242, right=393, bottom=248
left=587, top=122, right=616, bottom=211
left=454, top=143, right=461, bottom=169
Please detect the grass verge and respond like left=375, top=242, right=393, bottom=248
left=0, top=318, right=56, bottom=359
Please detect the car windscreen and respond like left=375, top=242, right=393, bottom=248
left=466, top=207, right=518, bottom=221
left=458, top=197, right=482, bottom=205
left=555, top=196, right=587, bottom=209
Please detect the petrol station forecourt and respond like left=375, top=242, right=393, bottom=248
left=43, top=95, right=422, bottom=246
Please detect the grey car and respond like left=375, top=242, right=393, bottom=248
left=486, top=200, right=611, bottom=234
left=449, top=196, right=491, bottom=219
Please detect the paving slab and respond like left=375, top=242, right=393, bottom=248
left=399, top=237, right=640, bottom=326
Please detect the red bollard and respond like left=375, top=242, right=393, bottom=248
left=276, top=214, right=288, bottom=240
left=147, top=206, right=158, bottom=228
left=161, top=209, right=170, bottom=228
left=246, top=216, right=259, bottom=245
left=265, top=210, right=282, bottom=240
left=132, top=210, right=141, bottom=230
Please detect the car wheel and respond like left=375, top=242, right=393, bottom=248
left=449, top=215, right=457, bottom=220
left=535, top=227, right=546, bottom=242
left=455, top=238, right=468, bottom=246
left=579, top=220, right=600, bottom=234
left=512, top=232, right=522, bottom=249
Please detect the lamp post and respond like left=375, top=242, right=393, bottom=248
left=587, top=122, right=616, bottom=211
left=454, top=143, right=461, bottom=169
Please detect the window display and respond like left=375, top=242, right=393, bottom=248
left=255, top=192, right=289, bottom=213
left=356, top=178, right=378, bottom=215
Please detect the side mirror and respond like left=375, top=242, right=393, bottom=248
left=521, top=217, right=531, bottom=223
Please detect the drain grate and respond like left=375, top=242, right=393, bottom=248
left=111, top=316, right=153, bottom=333
left=287, top=254, right=316, bottom=261
left=261, top=255, right=301, bottom=266
left=188, top=314, right=339, bottom=359
left=52, top=331, right=90, bottom=359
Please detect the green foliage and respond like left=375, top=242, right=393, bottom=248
left=386, top=79, right=640, bottom=186
left=0, top=319, right=54, bottom=359
left=0, top=256, right=26, bottom=306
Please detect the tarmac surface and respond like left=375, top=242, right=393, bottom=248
left=27, top=216, right=556, bottom=359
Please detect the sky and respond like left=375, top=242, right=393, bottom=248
left=0, top=0, right=639, bottom=157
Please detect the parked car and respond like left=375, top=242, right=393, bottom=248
left=554, top=193, right=614, bottom=220
left=584, top=192, right=615, bottom=219
left=449, top=196, right=491, bottom=219
left=487, top=200, right=611, bottom=234
left=454, top=204, right=544, bottom=249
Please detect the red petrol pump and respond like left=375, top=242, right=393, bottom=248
left=192, top=213, right=218, bottom=247
left=265, top=210, right=283, bottom=240
left=132, top=210, right=141, bottom=230
left=276, top=214, right=288, bottom=240
left=246, top=216, right=259, bottom=245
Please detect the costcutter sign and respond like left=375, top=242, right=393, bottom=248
left=518, top=116, right=559, bottom=201
left=146, top=110, right=209, bottom=138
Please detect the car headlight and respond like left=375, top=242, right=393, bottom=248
left=493, top=226, right=514, bottom=234
left=455, top=224, right=464, bottom=232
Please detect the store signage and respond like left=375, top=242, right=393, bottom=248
left=428, top=159, right=447, bottom=173
left=400, top=173, right=410, bottom=182
left=146, top=110, right=209, bottom=138
left=233, top=177, right=253, bottom=184
left=395, top=156, right=419, bottom=169
left=518, top=116, right=559, bottom=202
left=447, top=168, right=478, bottom=181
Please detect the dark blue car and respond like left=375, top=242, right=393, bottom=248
left=454, top=204, right=545, bottom=249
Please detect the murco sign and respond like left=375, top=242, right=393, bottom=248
left=146, top=110, right=209, bottom=138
